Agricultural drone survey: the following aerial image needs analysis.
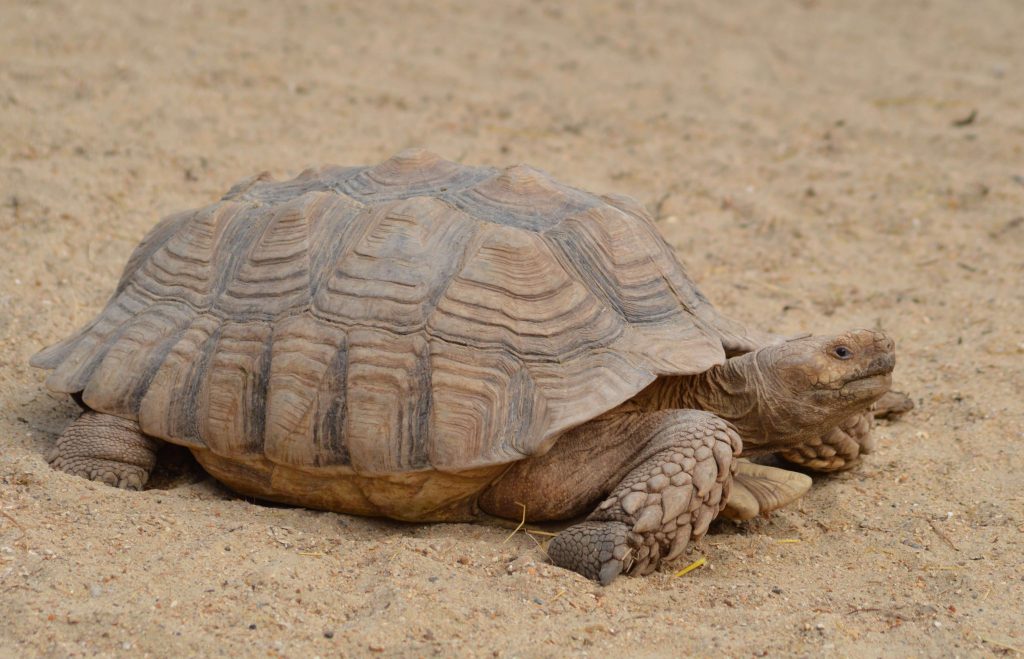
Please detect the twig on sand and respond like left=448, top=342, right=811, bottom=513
left=979, top=635, right=1023, bottom=655
left=0, top=509, right=24, bottom=531
left=672, top=556, right=706, bottom=578
left=925, top=519, right=960, bottom=551
left=0, top=510, right=25, bottom=540
left=524, top=529, right=549, bottom=558
left=503, top=502, right=528, bottom=544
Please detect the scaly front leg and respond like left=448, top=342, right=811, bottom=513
left=547, top=410, right=740, bottom=585
left=779, top=390, right=914, bottom=472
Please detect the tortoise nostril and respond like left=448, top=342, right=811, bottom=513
left=869, top=332, right=894, bottom=353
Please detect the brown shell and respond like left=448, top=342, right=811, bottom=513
left=32, top=149, right=757, bottom=474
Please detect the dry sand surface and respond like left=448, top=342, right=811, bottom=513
left=2, top=0, right=1023, bottom=656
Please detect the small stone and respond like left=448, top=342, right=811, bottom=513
left=248, top=624, right=257, bottom=630
left=324, top=630, right=335, bottom=639
left=771, top=586, right=784, bottom=595
left=507, top=555, right=537, bottom=574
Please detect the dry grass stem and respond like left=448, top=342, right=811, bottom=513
left=502, top=502, right=528, bottom=544
left=925, top=519, right=959, bottom=551
left=0, top=509, right=25, bottom=531
left=672, top=556, right=706, bottom=578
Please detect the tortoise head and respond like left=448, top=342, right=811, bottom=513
left=723, top=329, right=896, bottom=449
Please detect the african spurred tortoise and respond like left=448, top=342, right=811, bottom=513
left=32, top=150, right=906, bottom=583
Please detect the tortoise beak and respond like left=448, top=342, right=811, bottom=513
left=854, top=330, right=896, bottom=379
left=838, top=330, right=895, bottom=397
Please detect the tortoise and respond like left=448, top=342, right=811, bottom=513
left=31, top=149, right=907, bottom=584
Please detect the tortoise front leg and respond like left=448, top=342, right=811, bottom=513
left=779, top=390, right=914, bottom=472
left=547, top=410, right=740, bottom=584
left=48, top=411, right=161, bottom=490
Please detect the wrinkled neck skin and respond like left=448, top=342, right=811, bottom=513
left=643, top=352, right=830, bottom=453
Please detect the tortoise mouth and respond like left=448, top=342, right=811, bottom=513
left=837, top=351, right=896, bottom=387
left=839, top=372, right=892, bottom=399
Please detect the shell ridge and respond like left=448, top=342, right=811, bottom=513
left=42, top=292, right=149, bottom=392
left=80, top=302, right=197, bottom=415
left=115, top=210, right=196, bottom=294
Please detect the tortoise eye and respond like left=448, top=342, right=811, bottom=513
left=833, top=345, right=853, bottom=360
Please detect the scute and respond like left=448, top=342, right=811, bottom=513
left=342, top=148, right=491, bottom=201
left=444, top=164, right=600, bottom=231
left=32, top=150, right=753, bottom=474
left=313, top=196, right=479, bottom=333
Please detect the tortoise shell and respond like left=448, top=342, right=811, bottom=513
left=32, top=149, right=756, bottom=475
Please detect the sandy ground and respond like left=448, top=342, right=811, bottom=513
left=2, top=0, right=1022, bottom=656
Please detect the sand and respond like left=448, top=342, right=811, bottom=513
left=1, top=0, right=1022, bottom=656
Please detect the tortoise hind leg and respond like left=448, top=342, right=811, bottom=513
left=48, top=411, right=161, bottom=490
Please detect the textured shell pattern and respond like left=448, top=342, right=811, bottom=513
left=32, top=149, right=746, bottom=474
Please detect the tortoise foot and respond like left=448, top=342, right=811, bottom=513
left=548, top=521, right=638, bottom=586
left=47, top=411, right=160, bottom=490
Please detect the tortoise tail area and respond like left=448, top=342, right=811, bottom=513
left=29, top=208, right=197, bottom=378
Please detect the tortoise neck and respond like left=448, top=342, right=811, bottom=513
left=638, top=352, right=774, bottom=451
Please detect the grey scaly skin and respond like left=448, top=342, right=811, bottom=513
left=483, top=329, right=896, bottom=583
